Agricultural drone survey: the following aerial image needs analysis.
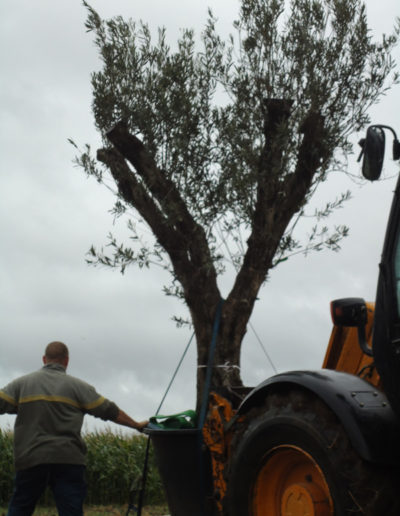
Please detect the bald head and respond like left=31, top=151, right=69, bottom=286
left=43, top=341, right=69, bottom=367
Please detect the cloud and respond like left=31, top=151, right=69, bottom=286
left=0, top=0, right=399, bottom=435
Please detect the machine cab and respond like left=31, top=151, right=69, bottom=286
left=356, top=126, right=400, bottom=415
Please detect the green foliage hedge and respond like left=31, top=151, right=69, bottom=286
left=0, top=429, right=13, bottom=505
left=0, top=429, right=165, bottom=507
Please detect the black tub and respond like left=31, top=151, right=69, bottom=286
left=145, top=427, right=215, bottom=516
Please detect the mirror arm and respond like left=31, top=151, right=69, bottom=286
left=357, top=139, right=366, bottom=163
left=373, top=125, right=398, bottom=142
left=357, top=325, right=373, bottom=357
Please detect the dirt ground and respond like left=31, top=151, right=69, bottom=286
left=1, top=505, right=170, bottom=516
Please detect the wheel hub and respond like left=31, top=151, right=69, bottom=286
left=281, top=482, right=330, bottom=516
left=252, top=445, right=334, bottom=516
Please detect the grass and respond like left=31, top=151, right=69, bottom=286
left=0, top=505, right=170, bottom=516
left=80, top=505, right=169, bottom=516
left=0, top=429, right=166, bottom=508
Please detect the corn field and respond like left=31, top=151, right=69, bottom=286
left=0, top=429, right=165, bottom=507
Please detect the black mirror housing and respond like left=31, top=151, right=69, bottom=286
left=331, top=298, right=368, bottom=327
left=358, top=126, right=385, bottom=181
left=393, top=138, right=400, bottom=161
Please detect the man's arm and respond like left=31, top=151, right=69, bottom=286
left=114, top=409, right=149, bottom=432
left=0, top=382, right=19, bottom=414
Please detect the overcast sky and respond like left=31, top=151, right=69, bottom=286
left=0, top=0, right=399, bottom=432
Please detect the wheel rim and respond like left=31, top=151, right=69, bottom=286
left=252, top=445, right=334, bottom=516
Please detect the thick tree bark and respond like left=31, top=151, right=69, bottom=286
left=99, top=122, right=223, bottom=407
left=98, top=110, right=331, bottom=409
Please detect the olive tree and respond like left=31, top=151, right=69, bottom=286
left=74, top=0, right=398, bottom=406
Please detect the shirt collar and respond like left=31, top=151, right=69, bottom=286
left=42, top=362, right=66, bottom=373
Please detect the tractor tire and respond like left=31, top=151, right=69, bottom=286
left=373, top=324, right=400, bottom=419
left=225, top=388, right=400, bottom=516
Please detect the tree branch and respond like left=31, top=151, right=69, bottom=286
left=106, top=121, right=199, bottom=237
left=97, top=147, right=186, bottom=261
left=105, top=122, right=218, bottom=275
left=286, top=111, right=330, bottom=209
left=98, top=134, right=220, bottom=321
left=225, top=107, right=330, bottom=328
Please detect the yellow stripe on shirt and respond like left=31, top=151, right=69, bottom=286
left=19, top=395, right=81, bottom=408
left=18, top=394, right=105, bottom=411
left=0, top=391, right=17, bottom=406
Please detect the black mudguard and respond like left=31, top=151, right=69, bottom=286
left=237, top=369, right=400, bottom=465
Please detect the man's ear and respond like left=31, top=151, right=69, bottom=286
left=42, top=355, right=47, bottom=365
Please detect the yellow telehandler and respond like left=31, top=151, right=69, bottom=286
left=148, top=125, right=400, bottom=515
left=220, top=125, right=400, bottom=515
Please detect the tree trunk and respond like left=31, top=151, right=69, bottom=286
left=101, top=109, right=331, bottom=410
left=192, top=299, right=245, bottom=412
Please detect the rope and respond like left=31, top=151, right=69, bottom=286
left=198, top=299, right=224, bottom=430
left=249, top=322, right=278, bottom=374
left=127, top=331, right=195, bottom=516
left=215, top=220, right=277, bottom=375
left=130, top=300, right=224, bottom=516
left=155, top=332, right=195, bottom=415
left=197, top=299, right=224, bottom=516
left=197, top=363, right=240, bottom=369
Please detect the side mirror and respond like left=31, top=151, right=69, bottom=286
left=330, top=298, right=372, bottom=357
left=357, top=124, right=400, bottom=181
left=358, top=126, right=385, bottom=181
left=331, top=298, right=368, bottom=327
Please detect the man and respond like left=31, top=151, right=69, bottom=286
left=0, top=341, right=149, bottom=516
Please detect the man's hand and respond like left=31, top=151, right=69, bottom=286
left=135, top=420, right=149, bottom=433
left=114, top=409, right=149, bottom=432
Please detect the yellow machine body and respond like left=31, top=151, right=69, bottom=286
left=322, top=302, right=380, bottom=387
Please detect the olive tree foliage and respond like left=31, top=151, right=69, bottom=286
left=74, top=0, right=398, bottom=405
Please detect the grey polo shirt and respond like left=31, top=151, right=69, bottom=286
left=0, top=363, right=119, bottom=471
